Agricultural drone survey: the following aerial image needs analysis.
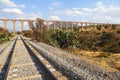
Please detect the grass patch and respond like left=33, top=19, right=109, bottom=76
left=98, top=52, right=111, bottom=58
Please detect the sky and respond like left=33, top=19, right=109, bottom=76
left=0, top=0, right=120, bottom=31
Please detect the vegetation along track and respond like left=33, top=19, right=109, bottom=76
left=1, top=35, right=67, bottom=80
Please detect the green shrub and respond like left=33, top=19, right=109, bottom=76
left=48, top=38, right=59, bottom=47
left=48, top=29, right=80, bottom=48
left=0, top=33, right=8, bottom=42
left=0, top=28, right=12, bottom=44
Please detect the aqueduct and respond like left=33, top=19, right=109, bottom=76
left=0, top=18, right=120, bottom=34
left=0, top=18, right=36, bottom=34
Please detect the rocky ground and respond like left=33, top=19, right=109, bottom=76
left=29, top=40, right=120, bottom=80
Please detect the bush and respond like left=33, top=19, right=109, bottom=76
left=101, top=32, right=114, bottom=40
left=23, top=30, right=31, bottom=37
left=0, top=27, right=12, bottom=43
left=48, top=38, right=59, bottom=47
left=97, top=32, right=116, bottom=47
left=117, top=30, right=120, bottom=34
left=77, top=31, right=98, bottom=51
left=38, top=30, right=54, bottom=42
left=118, top=42, right=120, bottom=46
left=102, top=31, right=106, bottom=33
left=48, top=29, right=80, bottom=48
left=96, top=25, right=101, bottom=30
left=112, top=25, right=116, bottom=29
left=104, top=25, right=108, bottom=29
left=105, top=44, right=120, bottom=53
left=79, top=35, right=91, bottom=50
left=0, top=33, right=10, bottom=43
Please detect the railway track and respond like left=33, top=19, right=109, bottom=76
left=0, top=36, right=17, bottom=80
left=0, top=36, right=67, bottom=80
left=1, top=35, right=119, bottom=80
left=0, top=38, right=15, bottom=54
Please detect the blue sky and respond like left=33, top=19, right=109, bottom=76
left=0, top=0, right=120, bottom=31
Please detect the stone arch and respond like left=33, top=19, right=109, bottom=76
left=48, top=21, right=53, bottom=30
left=77, top=22, right=82, bottom=30
left=82, top=23, right=87, bottom=30
left=67, top=22, right=71, bottom=30
left=16, top=21, right=21, bottom=32
left=23, top=21, right=29, bottom=31
left=33, top=21, right=36, bottom=27
left=6, top=20, right=13, bottom=32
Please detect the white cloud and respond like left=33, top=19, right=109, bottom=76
left=19, top=4, right=25, bottom=8
left=49, top=7, right=54, bottom=10
left=49, top=1, right=62, bottom=11
left=2, top=8, right=23, bottom=14
left=51, top=1, right=120, bottom=23
left=53, top=8, right=85, bottom=16
left=51, top=1, right=62, bottom=7
left=49, top=16, right=61, bottom=20
left=19, top=12, right=42, bottom=20
left=82, top=8, right=95, bottom=12
left=0, top=8, right=42, bottom=20
left=28, top=12, right=42, bottom=19
left=31, top=5, right=37, bottom=8
left=0, top=0, right=17, bottom=7
left=96, top=1, right=105, bottom=7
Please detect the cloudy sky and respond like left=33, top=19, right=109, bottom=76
left=0, top=0, right=120, bottom=31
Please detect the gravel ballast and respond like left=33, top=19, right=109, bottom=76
left=27, top=40, right=120, bottom=80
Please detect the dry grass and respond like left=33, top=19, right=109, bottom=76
left=69, top=48, right=120, bottom=71
left=68, top=27, right=120, bottom=71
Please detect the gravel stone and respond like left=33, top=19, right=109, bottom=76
left=27, top=40, right=120, bottom=80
